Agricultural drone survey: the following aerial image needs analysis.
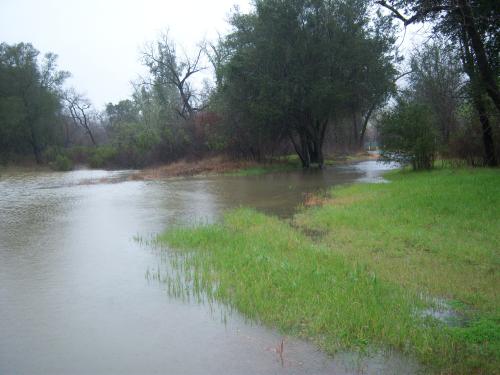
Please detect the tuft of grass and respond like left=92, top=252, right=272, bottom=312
left=227, top=152, right=376, bottom=176
left=225, top=162, right=299, bottom=176
left=158, top=167, right=500, bottom=374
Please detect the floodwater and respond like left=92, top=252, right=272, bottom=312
left=0, top=161, right=417, bottom=375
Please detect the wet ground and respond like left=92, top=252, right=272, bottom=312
left=0, top=161, right=419, bottom=374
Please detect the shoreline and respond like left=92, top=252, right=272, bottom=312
left=1, top=152, right=379, bottom=180
left=132, top=152, right=379, bottom=180
left=157, top=167, right=500, bottom=374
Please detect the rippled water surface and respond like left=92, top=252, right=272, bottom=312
left=0, top=161, right=417, bottom=374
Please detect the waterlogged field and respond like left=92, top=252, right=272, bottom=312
left=0, top=161, right=403, bottom=374
left=159, top=168, right=500, bottom=374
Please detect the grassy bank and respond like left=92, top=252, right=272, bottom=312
left=157, top=168, right=500, bottom=374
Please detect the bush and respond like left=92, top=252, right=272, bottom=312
left=50, top=154, right=73, bottom=171
left=449, top=122, right=485, bottom=166
left=44, top=147, right=73, bottom=171
left=88, top=146, right=118, bottom=169
left=65, top=146, right=94, bottom=165
left=378, top=100, right=438, bottom=170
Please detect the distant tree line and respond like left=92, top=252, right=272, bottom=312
left=0, top=0, right=498, bottom=170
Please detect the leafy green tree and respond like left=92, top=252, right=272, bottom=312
left=105, top=99, right=139, bottom=126
left=378, top=98, right=438, bottom=170
left=218, top=0, right=396, bottom=167
left=408, top=40, right=464, bottom=145
left=0, top=42, right=69, bottom=163
left=103, top=81, right=194, bottom=166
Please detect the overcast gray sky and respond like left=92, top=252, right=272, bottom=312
left=1, top=0, right=425, bottom=109
left=0, top=0, right=252, bottom=108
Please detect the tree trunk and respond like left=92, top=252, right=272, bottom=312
left=458, top=0, right=500, bottom=113
left=29, top=127, right=42, bottom=164
left=32, top=144, right=42, bottom=164
left=300, top=135, right=311, bottom=168
left=64, top=122, right=70, bottom=148
left=306, top=119, right=327, bottom=168
left=87, top=129, right=97, bottom=146
left=351, top=110, right=359, bottom=150
left=359, top=104, right=376, bottom=149
left=316, top=141, right=324, bottom=168
left=476, top=99, right=497, bottom=166
left=290, top=118, right=328, bottom=169
left=460, top=28, right=497, bottom=166
left=289, top=131, right=309, bottom=168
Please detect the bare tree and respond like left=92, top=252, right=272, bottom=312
left=142, top=32, right=206, bottom=120
left=64, top=89, right=97, bottom=146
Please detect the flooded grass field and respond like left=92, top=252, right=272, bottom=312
left=0, top=161, right=416, bottom=375
left=158, top=167, right=500, bottom=374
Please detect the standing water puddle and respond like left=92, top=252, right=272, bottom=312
left=0, top=161, right=419, bottom=374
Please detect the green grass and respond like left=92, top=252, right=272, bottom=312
left=226, top=152, right=374, bottom=176
left=158, top=167, right=500, bottom=374
left=295, top=168, right=500, bottom=314
left=225, top=163, right=299, bottom=176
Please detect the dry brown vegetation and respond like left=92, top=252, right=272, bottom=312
left=132, top=156, right=260, bottom=180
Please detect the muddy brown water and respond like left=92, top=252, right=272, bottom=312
left=0, top=161, right=418, bottom=374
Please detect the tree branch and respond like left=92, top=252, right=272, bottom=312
left=376, top=1, right=455, bottom=26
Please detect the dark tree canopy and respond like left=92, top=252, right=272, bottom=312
left=0, top=42, right=69, bottom=163
left=216, top=0, right=397, bottom=167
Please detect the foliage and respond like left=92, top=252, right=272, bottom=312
left=44, top=146, right=72, bottom=171
left=408, top=40, right=465, bottom=146
left=448, top=101, right=500, bottom=166
left=105, top=84, right=192, bottom=166
left=50, top=154, right=73, bottom=171
left=0, top=42, right=69, bottom=163
left=377, top=0, right=500, bottom=165
left=378, top=98, right=438, bottom=169
left=88, top=145, right=118, bottom=169
left=3, top=3, right=497, bottom=170
left=215, top=0, right=397, bottom=166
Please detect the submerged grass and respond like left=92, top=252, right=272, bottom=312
left=227, top=152, right=377, bottom=176
left=224, top=162, right=299, bottom=176
left=158, top=167, right=500, bottom=374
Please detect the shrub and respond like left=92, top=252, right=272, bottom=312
left=449, top=122, right=485, bottom=166
left=50, top=154, right=73, bottom=171
left=378, top=99, right=438, bottom=170
left=44, top=147, right=73, bottom=171
left=88, top=146, right=118, bottom=169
